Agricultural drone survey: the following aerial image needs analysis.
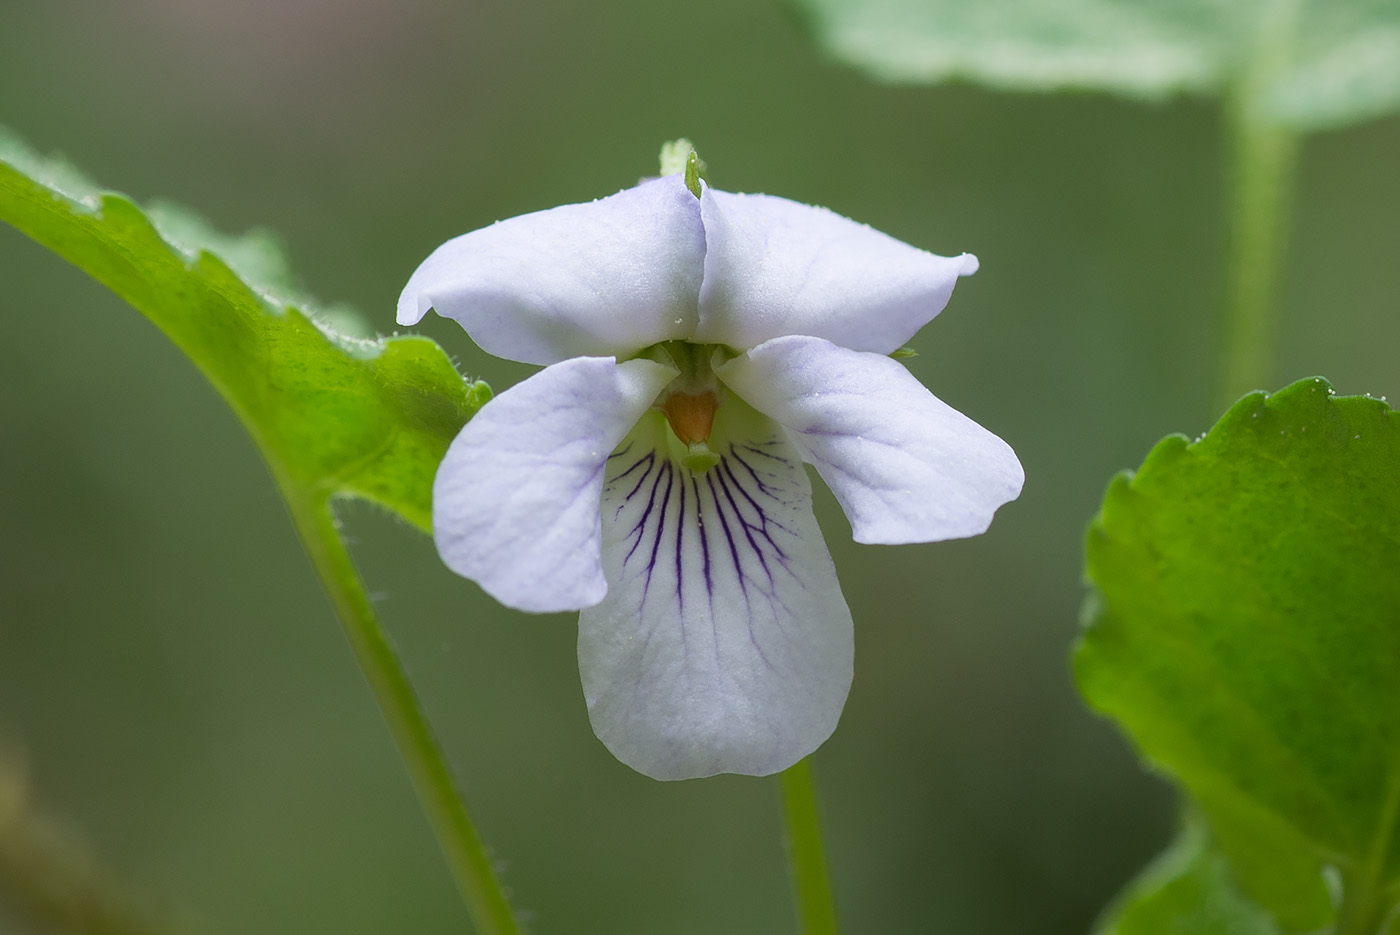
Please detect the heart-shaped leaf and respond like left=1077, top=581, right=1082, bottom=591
left=0, top=128, right=487, bottom=531
left=793, top=0, right=1400, bottom=129
left=1077, top=377, right=1400, bottom=930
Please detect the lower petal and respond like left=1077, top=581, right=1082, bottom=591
left=716, top=335, right=1024, bottom=545
left=579, top=402, right=853, bottom=780
left=432, top=355, right=677, bottom=613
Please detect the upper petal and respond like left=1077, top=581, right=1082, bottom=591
left=716, top=335, right=1023, bottom=545
left=580, top=403, right=853, bottom=780
left=398, top=175, right=706, bottom=365
left=432, top=355, right=678, bottom=612
left=694, top=187, right=978, bottom=353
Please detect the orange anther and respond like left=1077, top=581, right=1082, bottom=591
left=662, top=390, right=718, bottom=445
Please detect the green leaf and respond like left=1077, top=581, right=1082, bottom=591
left=1076, top=377, right=1400, bottom=931
left=791, top=0, right=1400, bottom=130
left=1094, top=816, right=1280, bottom=935
left=0, top=127, right=488, bottom=532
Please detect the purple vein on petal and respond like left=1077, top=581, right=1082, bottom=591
left=616, top=452, right=656, bottom=507
left=711, top=459, right=780, bottom=587
left=691, top=474, right=714, bottom=602
left=622, top=455, right=667, bottom=565
left=641, top=461, right=676, bottom=607
left=674, top=470, right=687, bottom=615
left=704, top=467, right=753, bottom=609
left=719, top=455, right=797, bottom=545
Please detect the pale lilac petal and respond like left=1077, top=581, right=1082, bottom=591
left=694, top=187, right=978, bottom=353
left=399, top=175, right=705, bottom=365
left=579, top=406, right=853, bottom=780
left=717, top=335, right=1023, bottom=545
left=433, top=356, right=678, bottom=612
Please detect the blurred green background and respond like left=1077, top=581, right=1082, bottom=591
left=1, top=0, right=1397, bottom=932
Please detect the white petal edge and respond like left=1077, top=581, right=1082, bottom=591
left=580, top=409, right=853, bottom=780
left=398, top=175, right=706, bottom=366
left=716, top=335, right=1024, bottom=545
left=695, top=187, right=978, bottom=354
left=432, top=356, right=678, bottom=613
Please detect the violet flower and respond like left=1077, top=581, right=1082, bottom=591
left=398, top=161, right=1022, bottom=780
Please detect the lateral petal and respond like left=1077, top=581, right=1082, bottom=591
left=695, top=187, right=977, bottom=354
left=580, top=404, right=853, bottom=780
left=717, top=335, right=1023, bottom=545
left=399, top=175, right=706, bottom=365
left=432, top=356, right=678, bottom=613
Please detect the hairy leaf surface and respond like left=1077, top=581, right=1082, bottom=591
left=793, top=0, right=1400, bottom=129
left=0, top=128, right=487, bottom=530
left=1077, top=377, right=1400, bottom=927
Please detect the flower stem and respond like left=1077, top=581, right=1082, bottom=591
left=1215, top=1, right=1301, bottom=411
left=779, top=758, right=840, bottom=935
left=1335, top=874, right=1391, bottom=935
left=282, top=487, right=521, bottom=935
left=1335, top=771, right=1400, bottom=935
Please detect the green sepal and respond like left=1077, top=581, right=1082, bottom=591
left=658, top=138, right=708, bottom=197
left=684, top=152, right=704, bottom=199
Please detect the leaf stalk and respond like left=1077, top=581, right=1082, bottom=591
left=282, top=485, right=521, bottom=935
left=1216, top=0, right=1302, bottom=410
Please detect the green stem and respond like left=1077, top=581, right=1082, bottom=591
left=779, top=758, right=840, bottom=935
left=1335, top=872, right=1392, bottom=935
left=1336, top=771, right=1400, bottom=935
left=1215, top=11, right=1301, bottom=410
left=282, top=486, right=520, bottom=935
